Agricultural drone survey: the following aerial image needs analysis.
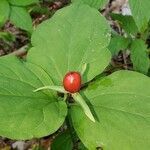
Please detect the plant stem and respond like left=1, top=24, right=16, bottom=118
left=66, top=113, right=78, bottom=146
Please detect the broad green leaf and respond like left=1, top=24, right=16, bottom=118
left=108, top=34, right=130, bottom=56
left=8, top=0, right=39, bottom=6
left=129, top=0, right=150, bottom=32
left=0, top=0, right=10, bottom=27
left=71, top=0, right=108, bottom=9
left=10, top=6, right=33, bottom=33
left=27, top=4, right=111, bottom=85
left=0, top=55, right=67, bottom=140
left=71, top=70, right=150, bottom=150
left=111, top=13, right=138, bottom=35
left=51, top=131, right=73, bottom=150
left=130, top=39, right=149, bottom=74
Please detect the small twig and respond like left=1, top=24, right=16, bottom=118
left=11, top=44, right=29, bottom=57
left=122, top=51, right=128, bottom=69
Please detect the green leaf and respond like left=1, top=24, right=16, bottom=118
left=27, top=4, right=111, bottom=85
left=72, top=93, right=95, bottom=122
left=111, top=13, right=138, bottom=35
left=0, top=31, right=15, bottom=42
left=51, top=131, right=73, bottom=150
left=0, top=55, right=67, bottom=140
left=34, top=85, right=67, bottom=93
left=71, top=0, right=108, bottom=9
left=8, top=0, right=39, bottom=6
left=10, top=6, right=33, bottom=33
left=78, top=142, right=88, bottom=150
left=130, top=39, right=149, bottom=74
left=129, top=0, right=150, bottom=32
left=0, top=0, right=10, bottom=27
left=108, top=34, right=130, bottom=56
left=71, top=70, right=150, bottom=150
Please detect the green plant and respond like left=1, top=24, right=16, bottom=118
left=0, top=0, right=39, bottom=32
left=109, top=0, right=150, bottom=74
left=0, top=1, right=150, bottom=150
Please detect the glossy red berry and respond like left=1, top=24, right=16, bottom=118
left=63, top=72, right=81, bottom=93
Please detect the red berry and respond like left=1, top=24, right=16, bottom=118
left=63, top=72, right=81, bottom=93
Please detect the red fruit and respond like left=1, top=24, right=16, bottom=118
left=63, top=72, right=81, bottom=93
